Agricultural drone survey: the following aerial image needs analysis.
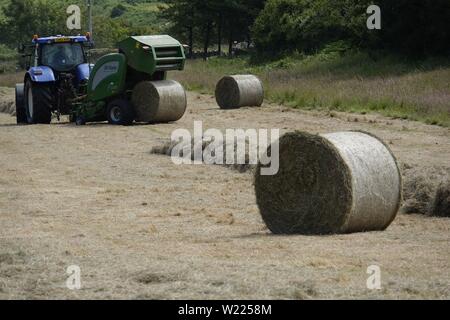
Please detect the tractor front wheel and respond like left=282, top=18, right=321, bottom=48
left=107, top=99, right=134, bottom=126
left=24, top=80, right=52, bottom=124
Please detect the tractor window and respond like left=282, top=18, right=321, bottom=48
left=41, top=43, right=85, bottom=71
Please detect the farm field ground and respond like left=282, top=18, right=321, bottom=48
left=0, top=90, right=449, bottom=299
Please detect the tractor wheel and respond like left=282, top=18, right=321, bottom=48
left=106, top=99, right=134, bottom=126
left=15, top=84, right=27, bottom=124
left=24, top=80, right=52, bottom=124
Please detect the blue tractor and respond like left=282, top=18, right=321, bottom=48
left=16, top=35, right=93, bottom=124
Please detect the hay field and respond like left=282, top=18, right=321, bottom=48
left=172, top=55, right=450, bottom=127
left=0, top=90, right=449, bottom=299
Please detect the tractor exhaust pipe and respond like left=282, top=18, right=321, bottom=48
left=88, top=0, right=93, bottom=41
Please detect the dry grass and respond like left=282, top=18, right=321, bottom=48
left=0, top=90, right=449, bottom=299
left=172, top=53, right=450, bottom=127
left=151, top=138, right=255, bottom=174
left=0, top=87, right=14, bottom=115
left=0, top=73, right=23, bottom=88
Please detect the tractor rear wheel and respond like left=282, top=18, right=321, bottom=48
left=24, top=80, right=52, bottom=124
left=107, top=99, right=134, bottom=126
left=15, top=84, right=27, bottom=124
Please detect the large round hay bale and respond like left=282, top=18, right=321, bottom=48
left=131, top=80, right=187, bottom=123
left=254, top=131, right=402, bottom=235
left=215, top=75, right=264, bottom=109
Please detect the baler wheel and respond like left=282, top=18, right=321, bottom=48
left=107, top=99, right=134, bottom=126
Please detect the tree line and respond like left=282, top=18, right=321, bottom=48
left=0, top=0, right=160, bottom=49
left=0, top=0, right=448, bottom=59
left=161, top=0, right=450, bottom=59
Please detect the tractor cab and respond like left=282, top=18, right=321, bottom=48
left=27, top=35, right=93, bottom=84
left=40, top=41, right=86, bottom=72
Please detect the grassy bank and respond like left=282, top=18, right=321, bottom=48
left=171, top=52, right=450, bottom=127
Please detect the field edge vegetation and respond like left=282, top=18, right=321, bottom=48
left=171, top=51, right=450, bottom=128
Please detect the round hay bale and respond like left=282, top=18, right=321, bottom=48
left=254, top=131, right=402, bottom=235
left=215, top=75, right=264, bottom=109
left=131, top=80, right=187, bottom=123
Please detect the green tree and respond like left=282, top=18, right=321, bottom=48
left=111, top=4, right=127, bottom=18
left=377, top=0, right=450, bottom=56
left=160, top=0, right=198, bottom=57
left=252, top=0, right=450, bottom=58
left=0, top=0, right=67, bottom=46
left=252, top=0, right=356, bottom=56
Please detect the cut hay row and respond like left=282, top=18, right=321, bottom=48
left=215, top=75, right=264, bottom=109
left=0, top=87, right=15, bottom=115
left=254, top=131, right=403, bottom=235
left=151, top=133, right=449, bottom=220
left=0, top=100, right=14, bottom=115
left=432, top=181, right=450, bottom=217
left=151, top=138, right=256, bottom=173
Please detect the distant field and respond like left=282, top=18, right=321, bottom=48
left=172, top=53, right=450, bottom=127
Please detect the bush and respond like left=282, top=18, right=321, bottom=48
left=0, top=44, right=18, bottom=62
left=252, top=0, right=363, bottom=57
left=111, top=4, right=127, bottom=18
